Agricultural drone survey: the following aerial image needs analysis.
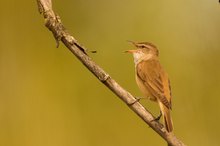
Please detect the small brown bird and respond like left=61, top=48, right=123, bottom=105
left=126, top=41, right=173, bottom=133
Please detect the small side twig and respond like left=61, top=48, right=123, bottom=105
left=36, top=0, right=186, bottom=146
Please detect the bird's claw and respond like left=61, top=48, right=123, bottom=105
left=151, top=112, right=162, bottom=122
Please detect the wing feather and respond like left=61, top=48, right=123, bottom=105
left=136, top=59, right=172, bottom=109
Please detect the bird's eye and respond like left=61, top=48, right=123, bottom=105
left=140, top=45, right=145, bottom=48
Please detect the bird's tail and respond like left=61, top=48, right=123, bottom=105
left=163, top=107, right=173, bottom=133
left=159, top=102, right=173, bottom=146
left=164, top=108, right=173, bottom=146
left=159, top=102, right=173, bottom=132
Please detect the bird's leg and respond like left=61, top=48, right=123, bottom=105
left=151, top=111, right=162, bottom=122
left=155, top=111, right=162, bottom=121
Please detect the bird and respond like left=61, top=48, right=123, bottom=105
left=125, top=41, right=173, bottom=133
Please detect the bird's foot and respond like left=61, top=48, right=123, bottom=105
left=151, top=112, right=162, bottom=122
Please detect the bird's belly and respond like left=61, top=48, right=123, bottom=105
left=135, top=75, right=157, bottom=101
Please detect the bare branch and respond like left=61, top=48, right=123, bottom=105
left=36, top=0, right=186, bottom=146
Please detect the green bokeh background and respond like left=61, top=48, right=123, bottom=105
left=1, top=0, right=220, bottom=146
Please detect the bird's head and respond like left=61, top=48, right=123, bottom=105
left=125, top=41, right=159, bottom=64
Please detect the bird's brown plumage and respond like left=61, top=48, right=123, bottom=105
left=136, top=59, right=172, bottom=109
left=127, top=41, right=174, bottom=133
left=135, top=52, right=173, bottom=132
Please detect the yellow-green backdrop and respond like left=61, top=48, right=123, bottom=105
left=0, top=0, right=220, bottom=146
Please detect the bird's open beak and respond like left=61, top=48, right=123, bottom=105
left=125, top=40, right=137, bottom=53
left=124, top=49, right=137, bottom=53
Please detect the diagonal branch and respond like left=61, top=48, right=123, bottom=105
left=36, top=0, right=186, bottom=146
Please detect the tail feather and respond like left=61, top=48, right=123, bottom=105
left=164, top=109, right=173, bottom=132
left=159, top=102, right=173, bottom=132
left=160, top=103, right=173, bottom=146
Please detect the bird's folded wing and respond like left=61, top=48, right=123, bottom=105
left=136, top=59, right=171, bottom=109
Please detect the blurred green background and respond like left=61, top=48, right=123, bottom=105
left=0, top=0, right=220, bottom=146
